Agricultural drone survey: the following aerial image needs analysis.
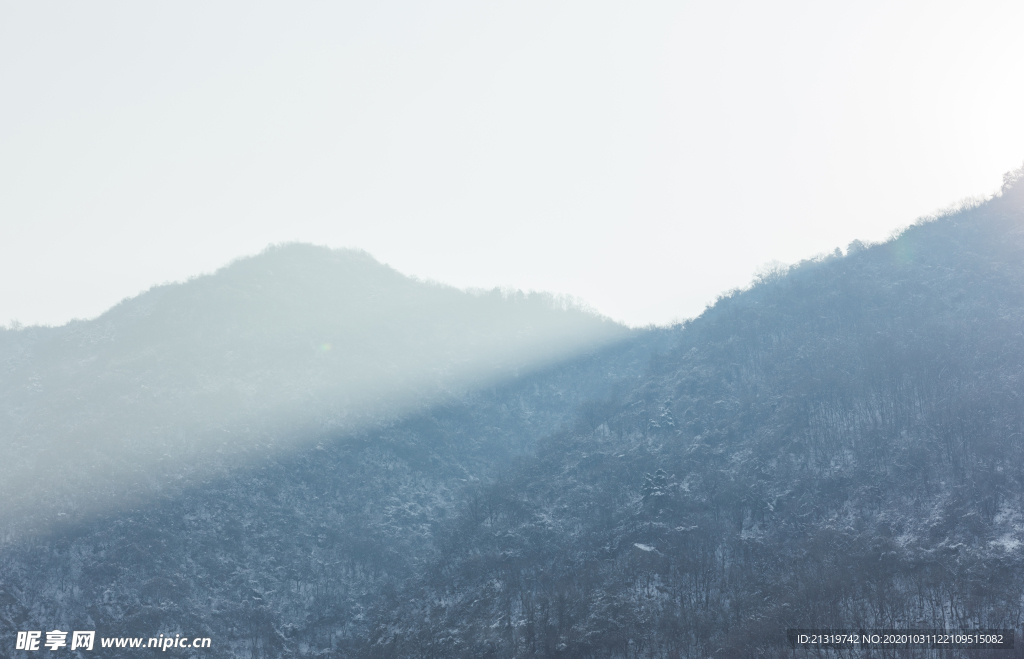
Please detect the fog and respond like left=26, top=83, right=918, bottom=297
left=4, top=4, right=1024, bottom=647
left=0, top=245, right=626, bottom=534
left=3, top=1, right=1024, bottom=328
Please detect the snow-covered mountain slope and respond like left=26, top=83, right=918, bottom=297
left=364, top=173, right=1024, bottom=658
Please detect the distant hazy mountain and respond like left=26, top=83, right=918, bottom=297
left=0, top=245, right=626, bottom=531
left=3, top=170, right=1024, bottom=658
left=0, top=245, right=662, bottom=659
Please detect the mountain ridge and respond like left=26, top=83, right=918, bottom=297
left=0, top=244, right=628, bottom=534
left=3, top=170, right=1024, bottom=657
left=357, top=169, right=1024, bottom=657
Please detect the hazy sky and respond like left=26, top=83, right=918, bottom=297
left=3, top=1, right=1024, bottom=328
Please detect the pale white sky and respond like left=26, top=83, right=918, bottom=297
left=3, top=1, right=1024, bottom=328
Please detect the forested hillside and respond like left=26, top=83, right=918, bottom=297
left=4, top=171, right=1024, bottom=658
left=0, top=245, right=658, bottom=658
left=361, top=172, right=1024, bottom=658
left=0, top=333, right=669, bottom=659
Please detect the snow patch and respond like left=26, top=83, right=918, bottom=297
left=896, top=532, right=916, bottom=548
left=991, top=534, right=1021, bottom=552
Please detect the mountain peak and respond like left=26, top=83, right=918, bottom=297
left=0, top=245, right=627, bottom=530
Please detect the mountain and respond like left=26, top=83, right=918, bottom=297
left=0, top=244, right=661, bottom=658
left=360, top=170, right=1024, bottom=657
left=0, top=244, right=626, bottom=533
left=3, top=169, right=1024, bottom=658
